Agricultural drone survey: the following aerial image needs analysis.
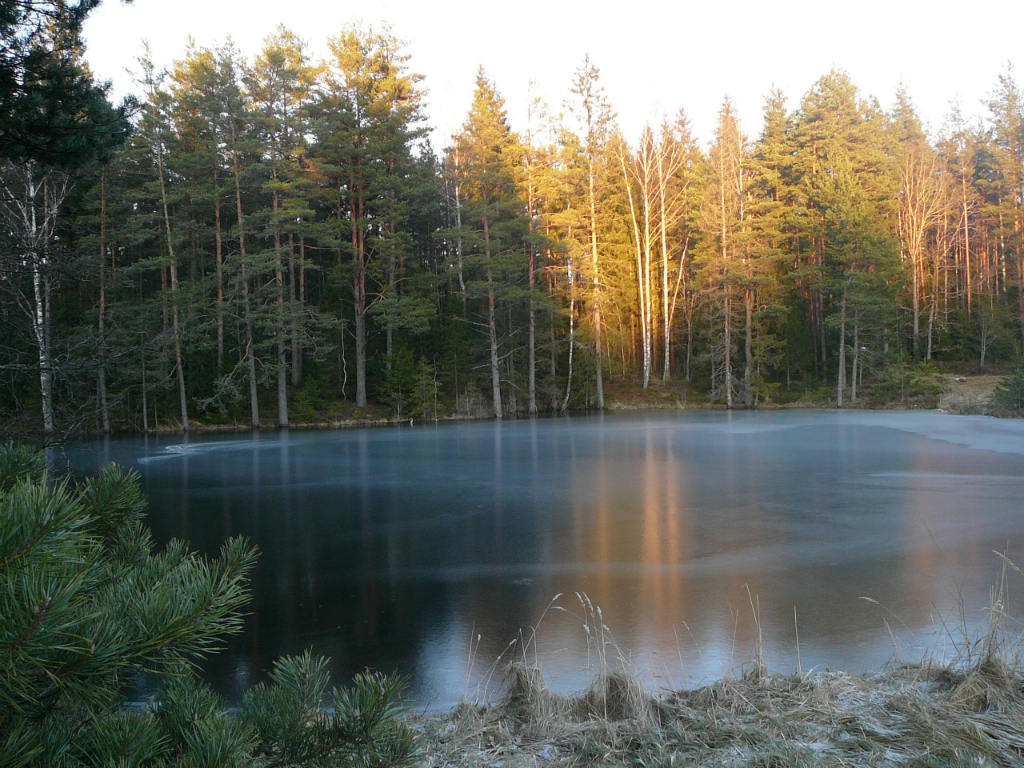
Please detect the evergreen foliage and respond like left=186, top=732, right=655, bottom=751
left=5, top=9, right=1024, bottom=432
left=0, top=444, right=418, bottom=766
left=0, top=0, right=132, bottom=167
left=994, top=367, right=1024, bottom=412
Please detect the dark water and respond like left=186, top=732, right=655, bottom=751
left=67, top=411, right=1024, bottom=708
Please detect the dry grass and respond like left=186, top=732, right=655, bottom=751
left=938, top=376, right=1002, bottom=415
left=414, top=569, right=1024, bottom=768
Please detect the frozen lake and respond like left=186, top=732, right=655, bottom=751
left=68, top=410, right=1024, bottom=707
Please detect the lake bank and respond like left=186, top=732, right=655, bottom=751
left=415, top=569, right=1024, bottom=767
left=414, top=654, right=1024, bottom=767
left=44, top=372, right=1012, bottom=439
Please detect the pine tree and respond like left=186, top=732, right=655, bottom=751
left=0, top=443, right=419, bottom=768
left=451, top=69, right=528, bottom=418
left=0, top=1, right=132, bottom=168
left=696, top=100, right=746, bottom=407
left=246, top=26, right=317, bottom=428
left=567, top=58, right=617, bottom=406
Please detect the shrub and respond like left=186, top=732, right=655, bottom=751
left=993, top=367, right=1024, bottom=413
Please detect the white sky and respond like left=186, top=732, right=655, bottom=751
left=83, top=0, right=1024, bottom=148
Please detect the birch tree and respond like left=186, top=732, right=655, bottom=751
left=0, top=162, right=70, bottom=435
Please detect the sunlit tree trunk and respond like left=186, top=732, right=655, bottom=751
left=483, top=215, right=503, bottom=418
left=851, top=316, right=859, bottom=403
left=836, top=285, right=847, bottom=407
left=720, top=142, right=733, bottom=410
left=900, top=148, right=944, bottom=359
left=622, top=149, right=650, bottom=389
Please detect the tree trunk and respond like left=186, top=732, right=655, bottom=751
left=273, top=190, right=288, bottom=428
left=290, top=233, right=301, bottom=386
left=295, top=236, right=305, bottom=384
left=622, top=153, right=650, bottom=390
left=744, top=285, right=753, bottom=408
left=837, top=286, right=847, bottom=408
left=483, top=215, right=503, bottom=418
left=214, top=167, right=224, bottom=372
left=229, top=123, right=259, bottom=429
left=32, top=257, right=54, bottom=436
left=590, top=157, right=605, bottom=406
left=643, top=196, right=654, bottom=390
left=154, top=136, right=190, bottom=433
left=851, top=319, right=859, bottom=403
left=912, top=244, right=920, bottom=359
left=141, top=349, right=149, bottom=434
left=528, top=245, right=537, bottom=414
left=98, top=170, right=110, bottom=434
left=351, top=178, right=367, bottom=408
left=724, top=292, right=733, bottom=409
left=563, top=273, right=575, bottom=412
left=549, top=304, right=558, bottom=411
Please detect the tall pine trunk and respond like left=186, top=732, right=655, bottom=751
left=214, top=167, right=224, bottom=372
left=483, top=215, right=503, bottom=418
left=744, top=285, right=753, bottom=408
left=528, top=245, right=537, bottom=414
left=851, top=318, right=859, bottom=403
left=836, top=285, right=847, bottom=408
left=98, top=170, right=110, bottom=434
left=351, top=175, right=367, bottom=408
left=273, top=189, right=288, bottom=428
left=229, top=125, right=259, bottom=429
left=154, top=137, right=190, bottom=433
left=294, top=236, right=304, bottom=384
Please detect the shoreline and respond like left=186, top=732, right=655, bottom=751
left=411, top=652, right=1024, bottom=767
left=44, top=396, right=1018, bottom=443
left=7, top=371, right=1013, bottom=440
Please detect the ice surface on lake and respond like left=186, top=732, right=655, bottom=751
left=68, top=410, right=1024, bottom=707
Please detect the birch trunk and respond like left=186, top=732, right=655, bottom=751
left=590, top=155, right=605, bottom=406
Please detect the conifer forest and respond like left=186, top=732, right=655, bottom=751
left=5, top=22, right=1024, bottom=437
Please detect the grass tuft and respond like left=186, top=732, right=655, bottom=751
left=417, top=568, right=1024, bottom=768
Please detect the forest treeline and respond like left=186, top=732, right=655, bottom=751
left=4, top=24, right=1024, bottom=436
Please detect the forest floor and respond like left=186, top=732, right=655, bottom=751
left=412, top=578, right=1024, bottom=768
left=602, top=370, right=1008, bottom=416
